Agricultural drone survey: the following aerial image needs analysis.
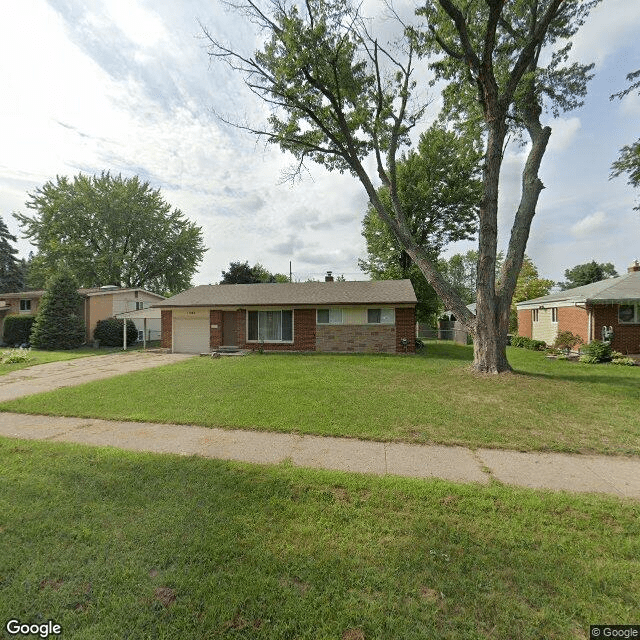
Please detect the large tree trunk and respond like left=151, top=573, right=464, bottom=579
left=473, top=296, right=511, bottom=373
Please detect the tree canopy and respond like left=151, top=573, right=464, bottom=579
left=559, top=261, right=618, bottom=290
left=220, top=261, right=289, bottom=284
left=610, top=70, right=640, bottom=210
left=0, top=215, right=25, bottom=293
left=15, top=172, right=207, bottom=295
left=359, top=124, right=482, bottom=321
left=203, top=0, right=599, bottom=372
left=510, top=256, right=554, bottom=331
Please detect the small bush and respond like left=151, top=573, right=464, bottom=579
left=2, top=315, right=36, bottom=346
left=579, top=354, right=600, bottom=364
left=579, top=340, right=612, bottom=363
left=511, top=336, right=546, bottom=351
left=1, top=347, right=33, bottom=364
left=94, top=318, right=138, bottom=347
left=611, top=357, right=636, bottom=366
left=553, top=331, right=583, bottom=352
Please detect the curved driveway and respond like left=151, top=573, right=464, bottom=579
left=0, top=351, right=193, bottom=402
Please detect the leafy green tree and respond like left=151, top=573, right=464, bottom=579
left=15, top=172, right=207, bottom=295
left=0, top=215, right=25, bottom=293
left=220, top=261, right=289, bottom=284
left=510, top=256, right=554, bottom=331
left=30, top=272, right=86, bottom=350
left=203, top=0, right=599, bottom=373
left=559, top=261, right=618, bottom=290
left=610, top=70, right=639, bottom=210
left=359, top=124, right=482, bottom=322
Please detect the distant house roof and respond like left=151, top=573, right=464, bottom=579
left=516, top=271, right=640, bottom=308
left=154, top=280, right=417, bottom=308
left=0, top=287, right=165, bottom=300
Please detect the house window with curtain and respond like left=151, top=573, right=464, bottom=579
left=367, top=308, right=395, bottom=324
left=247, top=310, right=293, bottom=342
left=618, top=304, right=639, bottom=324
left=317, top=309, right=343, bottom=324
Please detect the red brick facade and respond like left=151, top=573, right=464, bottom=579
left=558, top=306, right=589, bottom=344
left=395, top=307, right=416, bottom=353
left=592, top=304, right=640, bottom=354
left=170, top=306, right=416, bottom=353
left=517, top=309, right=532, bottom=338
left=160, top=310, right=172, bottom=349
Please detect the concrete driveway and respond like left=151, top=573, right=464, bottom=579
left=0, top=351, right=193, bottom=401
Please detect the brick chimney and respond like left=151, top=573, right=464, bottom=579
left=628, top=260, right=640, bottom=273
left=325, top=271, right=334, bottom=282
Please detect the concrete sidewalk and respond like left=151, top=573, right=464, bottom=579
left=1, top=412, right=639, bottom=500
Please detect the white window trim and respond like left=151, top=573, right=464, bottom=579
left=551, top=307, right=558, bottom=323
left=532, top=309, right=539, bottom=323
left=19, top=299, right=32, bottom=313
left=246, top=309, right=295, bottom=343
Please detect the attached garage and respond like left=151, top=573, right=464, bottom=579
left=172, top=311, right=210, bottom=354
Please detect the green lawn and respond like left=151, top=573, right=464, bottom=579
left=0, top=437, right=638, bottom=639
left=0, top=347, right=109, bottom=376
left=1, top=343, right=639, bottom=455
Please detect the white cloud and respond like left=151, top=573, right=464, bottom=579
left=547, top=117, right=582, bottom=152
left=570, top=211, right=610, bottom=238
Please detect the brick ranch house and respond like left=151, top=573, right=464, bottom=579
left=154, top=279, right=417, bottom=354
left=0, top=286, right=165, bottom=344
left=516, top=261, right=640, bottom=354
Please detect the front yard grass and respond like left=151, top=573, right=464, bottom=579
left=0, top=437, right=638, bottom=639
left=1, top=343, right=639, bottom=455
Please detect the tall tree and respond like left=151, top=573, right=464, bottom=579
left=220, top=261, right=289, bottom=284
left=559, top=261, right=618, bottom=290
left=202, top=0, right=599, bottom=373
left=359, top=124, right=482, bottom=321
left=0, top=215, right=25, bottom=293
left=14, top=172, right=207, bottom=295
left=610, top=70, right=640, bottom=210
left=30, top=272, right=86, bottom=350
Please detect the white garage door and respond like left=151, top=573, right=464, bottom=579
left=173, top=316, right=210, bottom=354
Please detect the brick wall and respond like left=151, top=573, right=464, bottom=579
left=593, top=304, right=640, bottom=354
left=395, top=307, right=416, bottom=353
left=517, top=309, right=532, bottom=338
left=160, top=310, right=172, bottom=349
left=316, top=324, right=396, bottom=353
left=210, top=310, right=223, bottom=349
left=557, top=306, right=589, bottom=344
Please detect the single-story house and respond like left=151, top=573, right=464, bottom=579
left=154, top=279, right=417, bottom=354
left=516, top=261, right=640, bottom=353
left=0, top=286, right=166, bottom=344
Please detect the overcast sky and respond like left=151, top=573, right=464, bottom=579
left=1, top=0, right=639, bottom=287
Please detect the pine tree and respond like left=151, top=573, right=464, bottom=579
left=0, top=216, right=24, bottom=293
left=30, top=272, right=86, bottom=349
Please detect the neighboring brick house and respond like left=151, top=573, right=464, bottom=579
left=154, top=279, right=417, bottom=354
left=0, top=286, right=165, bottom=344
left=516, top=261, right=640, bottom=353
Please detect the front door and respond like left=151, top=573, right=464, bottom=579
left=222, top=311, right=237, bottom=346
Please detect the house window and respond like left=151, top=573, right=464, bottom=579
left=247, top=310, right=293, bottom=342
left=136, top=301, right=145, bottom=310
left=618, top=304, right=639, bottom=324
left=551, top=307, right=558, bottom=323
left=532, top=309, right=539, bottom=322
left=367, top=308, right=395, bottom=324
left=317, top=309, right=343, bottom=324
left=19, top=299, right=31, bottom=312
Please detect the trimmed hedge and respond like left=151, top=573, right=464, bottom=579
left=510, top=335, right=546, bottom=351
left=94, top=317, right=138, bottom=347
left=2, top=315, right=36, bottom=346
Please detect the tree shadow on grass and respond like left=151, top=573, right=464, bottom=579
left=511, top=367, right=640, bottom=393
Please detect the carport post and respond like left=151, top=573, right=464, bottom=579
left=123, top=315, right=127, bottom=351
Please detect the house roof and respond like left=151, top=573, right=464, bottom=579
left=516, top=270, right=640, bottom=308
left=154, top=280, right=417, bottom=308
left=0, top=287, right=165, bottom=300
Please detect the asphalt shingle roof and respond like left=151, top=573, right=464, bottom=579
left=154, top=280, right=417, bottom=308
left=516, top=270, right=640, bottom=307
